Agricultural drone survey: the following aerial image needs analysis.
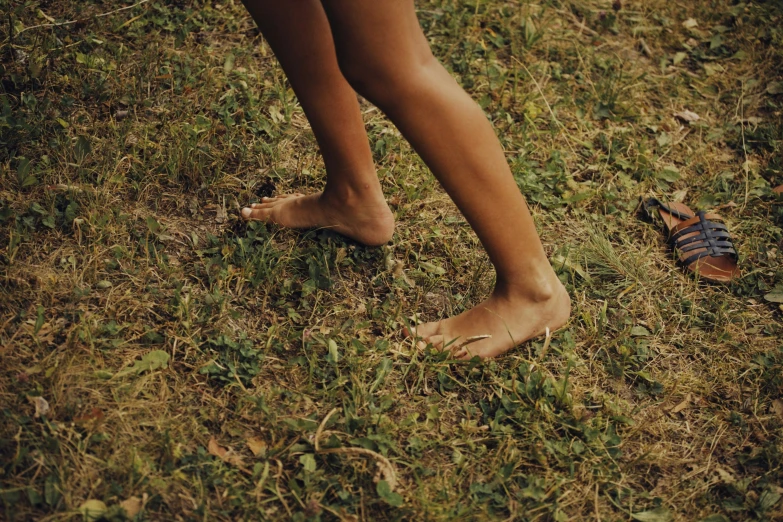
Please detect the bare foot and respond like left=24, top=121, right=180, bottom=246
left=409, top=282, right=571, bottom=359
left=241, top=191, right=395, bottom=247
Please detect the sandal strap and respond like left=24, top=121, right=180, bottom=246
left=670, top=212, right=723, bottom=236
left=668, top=211, right=738, bottom=266
left=643, top=198, right=694, bottom=221
left=681, top=246, right=737, bottom=267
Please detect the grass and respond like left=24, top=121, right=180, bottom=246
left=2, top=0, right=783, bottom=520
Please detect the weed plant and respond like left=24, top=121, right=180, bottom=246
left=1, top=0, right=782, bottom=520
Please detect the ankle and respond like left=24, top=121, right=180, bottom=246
left=322, top=180, right=386, bottom=207
left=494, top=273, right=563, bottom=304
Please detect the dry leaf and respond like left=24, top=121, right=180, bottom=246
left=208, top=437, right=228, bottom=459
left=682, top=18, right=698, bottom=29
left=215, top=204, right=227, bottom=224
left=674, top=110, right=700, bottom=123
left=771, top=399, right=783, bottom=421
left=671, top=189, right=689, bottom=202
left=28, top=395, right=50, bottom=418
left=246, top=437, right=267, bottom=457
left=716, top=466, right=736, bottom=484
left=671, top=393, right=691, bottom=414
left=78, top=499, right=107, bottom=521
left=74, top=408, right=105, bottom=424
left=120, top=496, right=143, bottom=517
left=208, top=437, right=245, bottom=467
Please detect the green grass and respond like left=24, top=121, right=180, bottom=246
left=2, top=0, right=783, bottom=520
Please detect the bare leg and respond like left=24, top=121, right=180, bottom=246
left=322, top=0, right=571, bottom=358
left=239, top=0, right=394, bottom=246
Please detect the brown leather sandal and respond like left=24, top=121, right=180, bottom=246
left=644, top=198, right=740, bottom=283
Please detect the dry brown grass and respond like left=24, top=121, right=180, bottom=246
left=2, top=0, right=783, bottom=520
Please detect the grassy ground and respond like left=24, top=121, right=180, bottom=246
left=2, top=0, right=783, bottom=520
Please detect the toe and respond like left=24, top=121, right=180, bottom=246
left=241, top=207, right=271, bottom=221
left=412, top=320, right=440, bottom=338
left=455, top=345, right=482, bottom=360
left=454, top=348, right=469, bottom=359
left=424, top=334, right=446, bottom=351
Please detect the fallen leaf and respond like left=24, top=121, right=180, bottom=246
left=764, top=284, right=783, bottom=304
left=550, top=254, right=591, bottom=282
left=74, top=408, right=105, bottom=424
left=215, top=203, right=227, bottom=223
left=208, top=437, right=228, bottom=459
left=631, top=326, right=651, bottom=337
left=682, top=18, right=698, bottom=29
left=208, top=437, right=245, bottom=467
left=672, top=52, right=687, bottom=65
left=631, top=507, right=672, bottom=522
left=376, top=479, right=404, bottom=507
left=117, top=350, right=171, bottom=378
left=120, top=496, right=143, bottom=517
left=671, top=189, right=689, bottom=202
left=671, top=393, right=691, bottom=414
left=674, top=109, right=700, bottom=123
left=715, top=466, right=736, bottom=484
left=246, top=437, right=267, bottom=457
left=771, top=399, right=783, bottom=421
left=28, top=395, right=50, bottom=418
left=758, top=486, right=781, bottom=512
left=78, top=499, right=107, bottom=521
left=767, top=81, right=783, bottom=95
left=419, top=261, right=446, bottom=276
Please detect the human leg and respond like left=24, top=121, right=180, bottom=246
left=239, top=0, right=394, bottom=246
left=321, top=0, right=570, bottom=358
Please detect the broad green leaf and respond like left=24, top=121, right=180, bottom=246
left=631, top=326, right=651, bottom=337
left=672, top=52, right=687, bottom=65
left=764, top=284, right=783, bottom=303
left=21, top=175, right=38, bottom=188
left=78, top=499, right=107, bottom=521
left=632, top=507, right=672, bottom=522
left=420, top=261, right=446, bottom=275
left=656, top=168, right=681, bottom=183
left=146, top=216, right=160, bottom=234
left=74, top=135, right=91, bottom=162
left=34, top=306, right=45, bottom=334
left=299, top=453, right=316, bottom=472
left=118, top=350, right=170, bottom=377
left=758, top=486, right=781, bottom=512
left=224, top=53, right=235, bottom=75
left=141, top=350, right=170, bottom=371
left=656, top=133, right=672, bottom=148
left=376, top=480, right=403, bottom=507
left=697, top=193, right=719, bottom=208
left=327, top=339, right=340, bottom=363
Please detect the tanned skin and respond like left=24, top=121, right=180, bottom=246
left=240, top=0, right=571, bottom=358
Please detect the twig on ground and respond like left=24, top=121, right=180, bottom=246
left=314, top=408, right=399, bottom=491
